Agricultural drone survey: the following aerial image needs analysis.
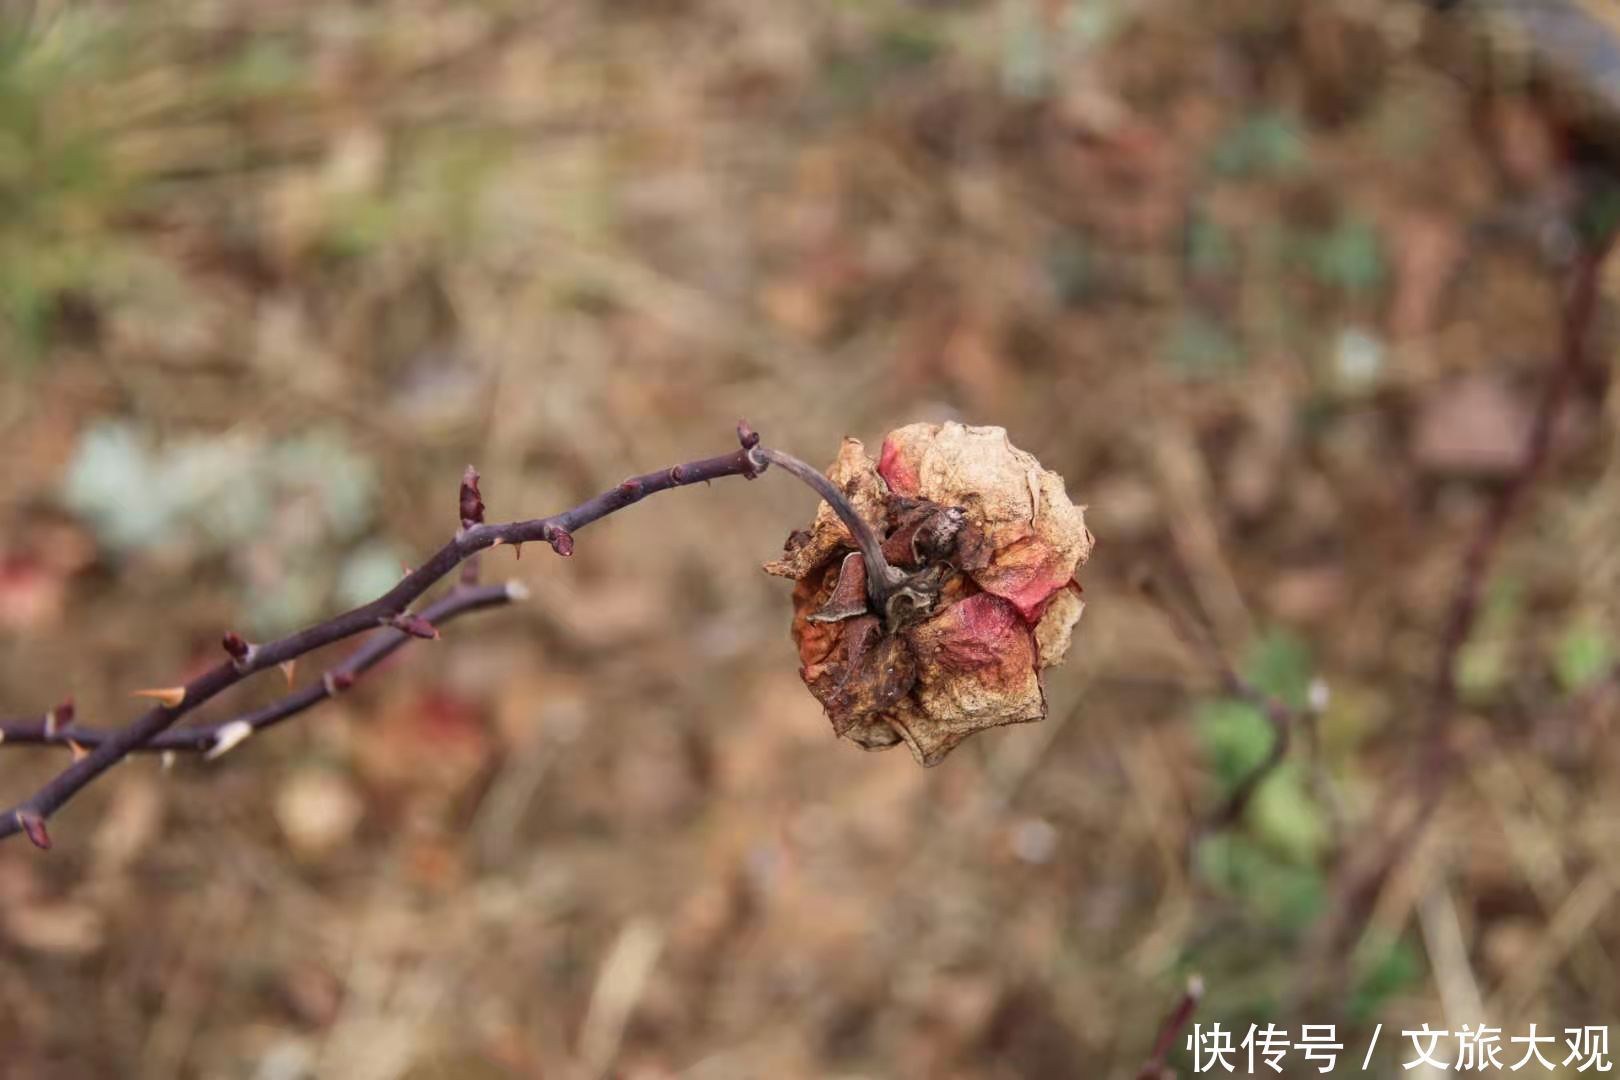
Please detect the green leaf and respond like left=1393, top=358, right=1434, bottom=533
left=1196, top=698, right=1273, bottom=790
left=1553, top=619, right=1615, bottom=693
left=1242, top=628, right=1314, bottom=709
left=1348, top=938, right=1423, bottom=1024
left=1195, top=833, right=1326, bottom=930
left=1309, top=218, right=1387, bottom=296
left=1248, top=765, right=1329, bottom=864
left=1164, top=311, right=1244, bottom=378
left=1209, top=112, right=1308, bottom=178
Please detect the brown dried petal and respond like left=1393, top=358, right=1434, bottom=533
left=1034, top=582, right=1085, bottom=669
left=808, top=619, right=917, bottom=739
left=878, top=422, right=1092, bottom=621
left=763, top=437, right=889, bottom=580
left=894, top=592, right=1045, bottom=766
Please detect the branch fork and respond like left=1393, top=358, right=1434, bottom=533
left=0, top=422, right=878, bottom=849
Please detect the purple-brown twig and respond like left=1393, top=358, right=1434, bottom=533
left=0, top=422, right=805, bottom=849
left=0, top=582, right=514, bottom=757
left=1135, top=974, right=1205, bottom=1080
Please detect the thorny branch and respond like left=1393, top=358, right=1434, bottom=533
left=0, top=583, right=514, bottom=756
left=0, top=422, right=867, bottom=850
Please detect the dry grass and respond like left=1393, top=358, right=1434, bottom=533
left=2, top=0, right=1619, bottom=1076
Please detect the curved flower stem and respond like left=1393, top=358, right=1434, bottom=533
left=752, top=446, right=905, bottom=606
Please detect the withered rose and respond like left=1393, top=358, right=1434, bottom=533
left=764, top=422, right=1093, bottom=766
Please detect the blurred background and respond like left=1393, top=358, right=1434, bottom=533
left=3, top=0, right=1620, bottom=1076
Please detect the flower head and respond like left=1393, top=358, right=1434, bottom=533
left=765, top=422, right=1092, bottom=765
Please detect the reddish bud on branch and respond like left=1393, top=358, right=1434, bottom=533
left=16, top=810, right=49, bottom=850
left=221, top=631, right=253, bottom=668
left=544, top=525, right=574, bottom=557
left=45, top=699, right=73, bottom=738
left=389, top=614, right=440, bottom=640
left=460, top=466, right=485, bottom=528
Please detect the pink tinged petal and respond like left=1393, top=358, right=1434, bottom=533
left=971, top=536, right=1075, bottom=623
left=902, top=592, right=1045, bottom=764
left=926, top=592, right=1034, bottom=672
left=877, top=434, right=922, bottom=497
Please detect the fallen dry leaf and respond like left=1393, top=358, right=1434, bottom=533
left=1413, top=374, right=1533, bottom=478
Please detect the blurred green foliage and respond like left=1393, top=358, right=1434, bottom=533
left=1210, top=112, right=1309, bottom=179
left=1552, top=615, right=1615, bottom=693
left=1195, top=630, right=1328, bottom=914
left=1458, top=578, right=1523, bottom=703
left=0, top=12, right=131, bottom=357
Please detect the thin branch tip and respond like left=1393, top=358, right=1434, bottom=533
left=504, top=579, right=531, bottom=601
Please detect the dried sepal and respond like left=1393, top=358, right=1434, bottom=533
left=766, top=423, right=1093, bottom=766
left=809, top=552, right=870, bottom=624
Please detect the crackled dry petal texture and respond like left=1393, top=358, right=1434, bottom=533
left=897, top=592, right=1045, bottom=765
left=878, top=422, right=1092, bottom=622
left=767, top=424, right=1092, bottom=766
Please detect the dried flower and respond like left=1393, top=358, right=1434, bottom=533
left=765, top=422, right=1092, bottom=765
